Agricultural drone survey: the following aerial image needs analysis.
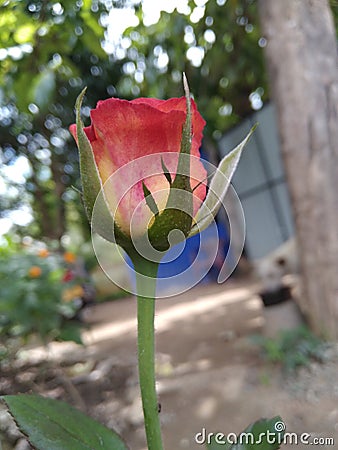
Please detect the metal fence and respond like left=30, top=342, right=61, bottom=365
left=218, top=103, right=295, bottom=260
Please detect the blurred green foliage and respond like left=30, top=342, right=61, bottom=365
left=254, top=325, right=326, bottom=372
left=118, top=0, right=268, bottom=136
left=0, top=0, right=337, bottom=242
left=0, top=0, right=122, bottom=241
left=0, top=240, right=86, bottom=352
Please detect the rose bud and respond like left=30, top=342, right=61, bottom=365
left=70, top=76, right=255, bottom=258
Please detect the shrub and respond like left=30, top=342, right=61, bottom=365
left=0, top=241, right=88, bottom=350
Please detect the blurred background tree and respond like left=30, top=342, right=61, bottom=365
left=0, top=0, right=270, bottom=244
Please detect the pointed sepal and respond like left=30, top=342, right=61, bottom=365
left=142, top=181, right=159, bottom=216
left=75, top=89, right=128, bottom=245
left=145, top=75, right=196, bottom=251
left=164, top=74, right=194, bottom=232
left=161, top=156, right=172, bottom=185
left=75, top=88, right=101, bottom=221
left=189, top=124, right=257, bottom=236
left=171, top=73, right=193, bottom=193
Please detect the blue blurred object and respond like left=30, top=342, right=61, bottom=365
left=126, top=220, right=230, bottom=296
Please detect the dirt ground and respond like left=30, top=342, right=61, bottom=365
left=1, top=279, right=338, bottom=450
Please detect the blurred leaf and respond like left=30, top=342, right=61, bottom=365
left=58, top=322, right=83, bottom=345
left=207, top=437, right=232, bottom=450
left=0, top=8, right=19, bottom=45
left=32, top=69, right=56, bottom=112
left=82, top=30, right=107, bottom=59
left=14, top=23, right=37, bottom=44
left=2, top=394, right=128, bottom=450
left=255, top=326, right=325, bottom=372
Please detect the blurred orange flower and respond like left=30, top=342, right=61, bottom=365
left=63, top=251, right=76, bottom=264
left=28, top=266, right=42, bottom=278
left=62, top=285, right=84, bottom=302
left=38, top=248, right=49, bottom=258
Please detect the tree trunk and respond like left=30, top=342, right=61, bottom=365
left=258, top=0, right=338, bottom=338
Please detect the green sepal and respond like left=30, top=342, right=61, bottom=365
left=161, top=156, right=172, bottom=185
left=75, top=88, right=101, bottom=221
left=144, top=75, right=194, bottom=251
left=75, top=89, right=131, bottom=248
left=171, top=73, right=193, bottom=193
left=75, top=88, right=131, bottom=248
left=142, top=181, right=159, bottom=216
left=146, top=205, right=192, bottom=252
left=190, top=124, right=257, bottom=237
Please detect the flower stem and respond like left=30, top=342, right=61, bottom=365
left=133, top=257, right=164, bottom=450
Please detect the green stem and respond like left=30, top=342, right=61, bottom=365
left=133, top=257, right=164, bottom=450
